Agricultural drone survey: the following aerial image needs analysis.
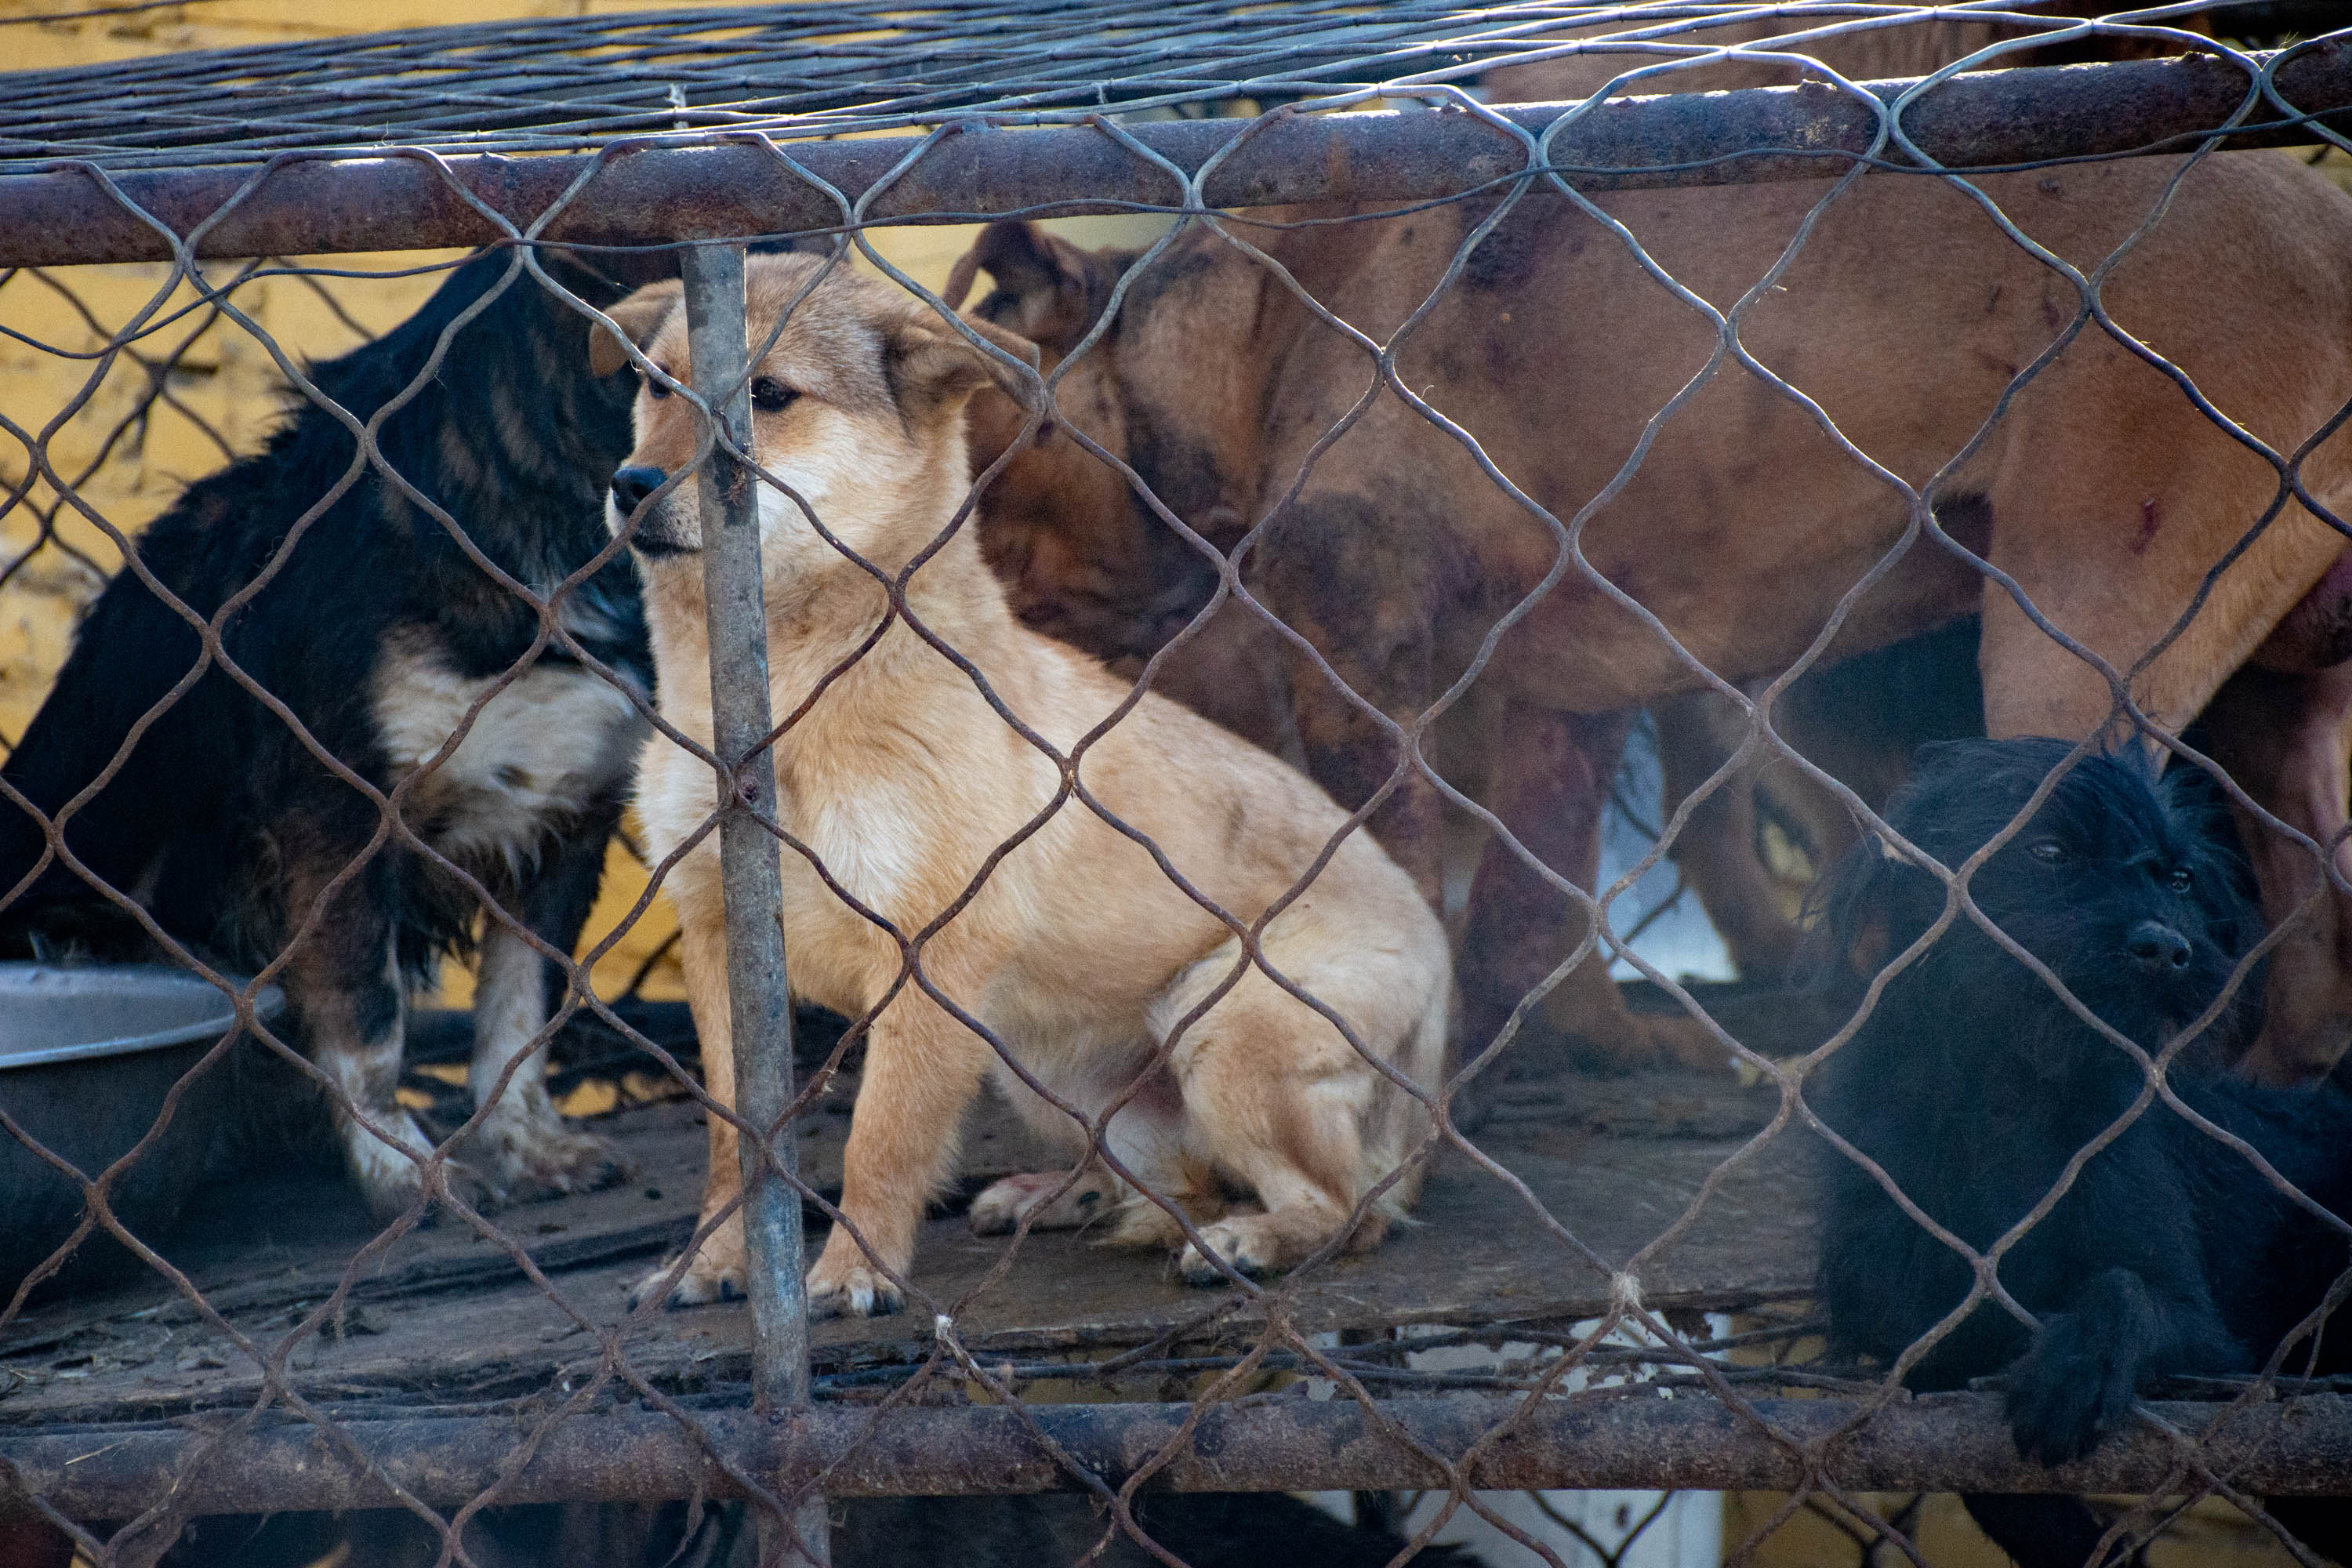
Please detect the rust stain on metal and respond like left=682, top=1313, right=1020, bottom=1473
left=11, top=1395, right=2352, bottom=1520
left=0, top=47, right=2342, bottom=267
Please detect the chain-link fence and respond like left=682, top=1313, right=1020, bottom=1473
left=7, top=3, right=2352, bottom=1566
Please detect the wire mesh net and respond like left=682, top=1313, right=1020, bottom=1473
left=0, top=0, right=2268, bottom=172
left=5, top=2, right=2352, bottom=1566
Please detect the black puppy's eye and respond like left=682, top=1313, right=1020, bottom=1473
left=751, top=378, right=797, bottom=413
left=2168, top=866, right=2193, bottom=893
left=2028, top=840, right=2066, bottom=864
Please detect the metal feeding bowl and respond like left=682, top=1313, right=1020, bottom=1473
left=0, top=964, right=284, bottom=1297
left=0, top=963, right=281, bottom=1068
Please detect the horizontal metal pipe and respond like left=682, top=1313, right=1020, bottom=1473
left=0, top=42, right=2343, bottom=268
left=10, top=1392, right=2352, bottom=1519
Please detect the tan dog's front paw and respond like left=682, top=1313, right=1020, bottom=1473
left=627, top=1214, right=746, bottom=1310
left=807, top=1242, right=905, bottom=1319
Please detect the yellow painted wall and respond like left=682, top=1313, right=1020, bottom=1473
left=0, top=0, right=1168, bottom=1003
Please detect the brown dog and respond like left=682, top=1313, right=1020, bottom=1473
left=593, top=256, right=1450, bottom=1314
left=1478, top=2, right=2210, bottom=104
left=949, top=148, right=2352, bottom=1076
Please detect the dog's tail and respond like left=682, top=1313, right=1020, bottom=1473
left=0, top=548, right=222, bottom=956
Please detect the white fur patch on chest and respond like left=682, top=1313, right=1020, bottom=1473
left=373, top=633, right=646, bottom=871
left=797, top=792, right=920, bottom=916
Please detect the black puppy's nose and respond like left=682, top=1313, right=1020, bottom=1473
left=2127, top=919, right=2192, bottom=972
left=610, top=464, right=666, bottom=514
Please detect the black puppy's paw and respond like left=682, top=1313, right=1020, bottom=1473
left=2005, top=1309, right=2141, bottom=1466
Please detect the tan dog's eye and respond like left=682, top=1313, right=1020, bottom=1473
left=751, top=377, right=797, bottom=413
left=644, top=372, right=672, bottom=401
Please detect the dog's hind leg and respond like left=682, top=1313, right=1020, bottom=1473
left=971, top=1051, right=1218, bottom=1243
left=2202, top=664, right=2352, bottom=1083
left=967, top=1166, right=1126, bottom=1236
left=1470, top=700, right=1728, bottom=1076
left=1150, top=938, right=1407, bottom=1287
left=1979, top=421, right=2352, bottom=1081
left=1173, top=1017, right=1368, bottom=1284
left=468, top=835, right=628, bottom=1202
left=1975, top=368, right=2349, bottom=753
left=1654, top=688, right=1809, bottom=984
left=285, top=849, right=481, bottom=1220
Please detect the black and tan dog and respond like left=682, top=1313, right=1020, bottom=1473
left=0, top=252, right=652, bottom=1218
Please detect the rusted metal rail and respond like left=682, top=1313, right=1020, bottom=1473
left=0, top=42, right=2345, bottom=269
left=11, top=1393, right=2352, bottom=1519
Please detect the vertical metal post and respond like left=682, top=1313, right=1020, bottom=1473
left=681, top=241, right=827, bottom=1566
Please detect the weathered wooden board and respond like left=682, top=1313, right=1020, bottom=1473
left=0, top=1017, right=1818, bottom=1429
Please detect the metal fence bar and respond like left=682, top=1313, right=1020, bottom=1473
left=13, top=1392, right=2352, bottom=1519
left=0, top=42, right=2345, bottom=268
left=681, top=239, right=827, bottom=1567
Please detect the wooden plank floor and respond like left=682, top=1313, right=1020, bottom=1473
left=0, top=994, right=1826, bottom=1430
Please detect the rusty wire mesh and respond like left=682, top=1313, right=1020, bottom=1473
left=7, top=2, right=2352, bottom=1566
left=0, top=0, right=2267, bottom=171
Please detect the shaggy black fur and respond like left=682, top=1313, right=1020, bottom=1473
left=1811, top=738, right=2352, bottom=1564
left=0, top=250, right=652, bottom=1215
left=0, top=252, right=644, bottom=965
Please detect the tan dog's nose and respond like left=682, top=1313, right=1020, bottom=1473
left=611, top=465, right=692, bottom=557
left=609, top=464, right=666, bottom=514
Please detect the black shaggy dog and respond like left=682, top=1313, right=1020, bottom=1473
left=1812, top=737, right=2352, bottom=1566
left=0, top=252, right=652, bottom=1219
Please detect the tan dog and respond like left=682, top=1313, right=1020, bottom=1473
left=590, top=256, right=1450, bottom=1315
left=951, top=150, right=2352, bottom=1078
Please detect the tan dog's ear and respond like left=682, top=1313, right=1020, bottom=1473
left=890, top=313, right=1042, bottom=414
left=942, top=220, right=1128, bottom=358
left=587, top=279, right=684, bottom=378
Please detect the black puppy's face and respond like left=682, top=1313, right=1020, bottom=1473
left=1822, top=738, right=2253, bottom=1062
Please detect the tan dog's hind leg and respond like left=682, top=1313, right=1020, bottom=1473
left=967, top=1165, right=1125, bottom=1235
left=970, top=1044, right=1220, bottom=1244
left=629, top=909, right=744, bottom=1309
left=1174, top=1021, right=1370, bottom=1283
left=1152, top=934, right=1431, bottom=1287
left=806, top=985, right=995, bottom=1318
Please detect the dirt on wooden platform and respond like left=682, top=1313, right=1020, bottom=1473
left=0, top=990, right=1829, bottom=1431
